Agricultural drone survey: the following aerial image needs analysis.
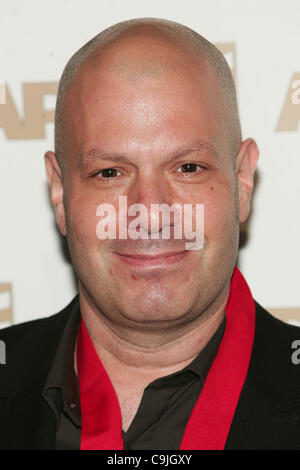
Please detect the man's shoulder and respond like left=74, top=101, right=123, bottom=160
left=242, top=300, right=300, bottom=410
left=0, top=295, right=79, bottom=396
left=254, top=300, right=300, bottom=352
left=0, top=295, right=79, bottom=342
left=227, top=301, right=300, bottom=449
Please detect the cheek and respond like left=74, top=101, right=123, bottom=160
left=67, top=194, right=101, bottom=249
left=200, top=180, right=237, bottom=240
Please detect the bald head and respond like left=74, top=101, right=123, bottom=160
left=54, top=18, right=241, bottom=171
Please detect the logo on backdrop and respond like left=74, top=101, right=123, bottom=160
left=276, top=73, right=300, bottom=131
left=0, top=82, right=57, bottom=139
left=0, top=81, right=5, bottom=105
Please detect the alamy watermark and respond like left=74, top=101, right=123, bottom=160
left=291, top=340, right=300, bottom=365
left=95, top=196, right=204, bottom=250
left=0, top=340, right=6, bottom=365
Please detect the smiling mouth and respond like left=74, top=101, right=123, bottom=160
left=113, top=250, right=189, bottom=268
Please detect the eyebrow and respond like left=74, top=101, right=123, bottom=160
left=77, top=141, right=219, bottom=170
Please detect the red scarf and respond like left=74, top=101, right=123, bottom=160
left=76, top=266, right=255, bottom=450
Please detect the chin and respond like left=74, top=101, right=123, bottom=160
left=116, top=284, right=194, bottom=325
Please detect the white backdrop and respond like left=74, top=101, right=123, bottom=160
left=0, top=0, right=300, bottom=327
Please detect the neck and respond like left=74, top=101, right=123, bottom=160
left=75, top=283, right=229, bottom=384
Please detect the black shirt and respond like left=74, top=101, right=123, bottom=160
left=43, top=299, right=226, bottom=450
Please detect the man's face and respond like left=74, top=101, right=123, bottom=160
left=50, top=38, right=250, bottom=329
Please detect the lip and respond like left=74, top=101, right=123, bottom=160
left=113, top=250, right=189, bottom=268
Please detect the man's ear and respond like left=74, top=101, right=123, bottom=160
left=235, top=138, right=260, bottom=223
left=44, top=151, right=67, bottom=236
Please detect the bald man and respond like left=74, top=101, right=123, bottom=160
left=0, top=18, right=299, bottom=450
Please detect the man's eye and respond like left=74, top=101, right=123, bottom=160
left=95, top=168, right=121, bottom=178
left=177, top=163, right=205, bottom=173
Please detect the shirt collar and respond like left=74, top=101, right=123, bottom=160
left=145, top=314, right=226, bottom=389
left=186, top=314, right=226, bottom=379
left=43, top=296, right=81, bottom=428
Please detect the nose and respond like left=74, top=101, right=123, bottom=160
left=124, top=174, right=180, bottom=238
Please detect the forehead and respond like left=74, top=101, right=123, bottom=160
left=63, top=35, right=225, bottom=162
